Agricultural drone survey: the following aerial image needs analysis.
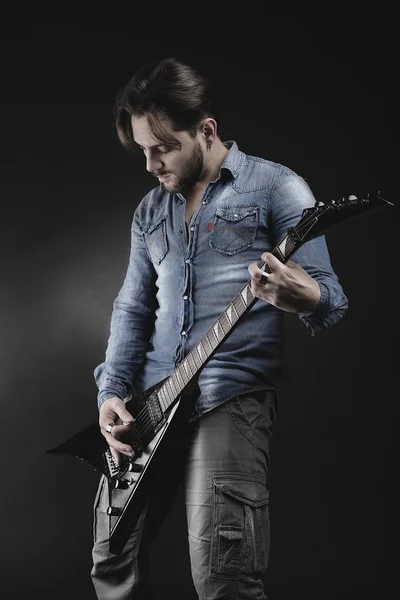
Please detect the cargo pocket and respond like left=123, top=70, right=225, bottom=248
left=209, top=205, right=259, bottom=255
left=211, top=475, right=270, bottom=576
left=143, top=217, right=168, bottom=264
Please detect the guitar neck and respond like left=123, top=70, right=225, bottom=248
left=155, top=228, right=300, bottom=413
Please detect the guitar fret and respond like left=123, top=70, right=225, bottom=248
left=182, top=359, right=191, bottom=379
left=276, top=234, right=295, bottom=261
left=175, top=368, right=185, bottom=392
left=161, top=386, right=170, bottom=409
left=188, top=353, right=197, bottom=375
left=212, top=321, right=222, bottom=342
left=244, top=284, right=254, bottom=305
left=225, top=306, right=233, bottom=326
left=202, top=334, right=213, bottom=356
left=157, top=386, right=168, bottom=410
left=230, top=302, right=240, bottom=321
left=276, top=241, right=287, bottom=261
left=180, top=362, right=189, bottom=384
left=234, top=294, right=246, bottom=316
left=196, top=342, right=206, bottom=364
left=220, top=312, right=230, bottom=333
left=207, top=329, right=218, bottom=349
left=184, top=357, right=194, bottom=377
left=191, top=349, right=201, bottom=370
left=166, top=378, right=176, bottom=401
left=163, top=381, right=173, bottom=404
left=240, top=288, right=249, bottom=308
left=171, top=373, right=180, bottom=397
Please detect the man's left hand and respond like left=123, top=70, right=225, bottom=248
left=248, top=252, right=321, bottom=313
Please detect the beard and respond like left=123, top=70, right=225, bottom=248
left=157, top=139, right=206, bottom=194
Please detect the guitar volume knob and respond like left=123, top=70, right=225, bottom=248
left=127, top=462, right=143, bottom=473
left=106, top=506, right=121, bottom=516
left=114, top=478, right=134, bottom=489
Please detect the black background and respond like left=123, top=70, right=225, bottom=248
left=1, top=9, right=396, bottom=599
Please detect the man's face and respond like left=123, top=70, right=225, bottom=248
left=131, top=115, right=206, bottom=194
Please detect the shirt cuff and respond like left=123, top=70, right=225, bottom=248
left=298, top=282, right=330, bottom=335
left=97, top=390, right=124, bottom=410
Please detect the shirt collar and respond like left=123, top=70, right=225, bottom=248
left=219, top=140, right=246, bottom=179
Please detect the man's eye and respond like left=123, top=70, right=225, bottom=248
left=139, top=146, right=170, bottom=155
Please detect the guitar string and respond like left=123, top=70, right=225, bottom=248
left=123, top=200, right=362, bottom=445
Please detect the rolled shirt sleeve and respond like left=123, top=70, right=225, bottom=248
left=269, top=173, right=348, bottom=335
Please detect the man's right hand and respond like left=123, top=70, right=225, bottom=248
left=99, top=397, right=135, bottom=464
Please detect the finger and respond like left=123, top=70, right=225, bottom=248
left=105, top=422, right=115, bottom=434
left=114, top=405, right=134, bottom=425
left=99, top=400, right=134, bottom=431
left=248, top=261, right=265, bottom=279
left=248, top=262, right=270, bottom=284
left=259, top=272, right=270, bottom=285
left=102, top=401, right=134, bottom=426
left=105, top=421, right=134, bottom=440
left=103, top=430, right=134, bottom=457
left=101, top=420, right=133, bottom=442
left=260, top=252, right=284, bottom=272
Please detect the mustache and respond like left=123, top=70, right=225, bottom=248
left=153, top=171, right=171, bottom=177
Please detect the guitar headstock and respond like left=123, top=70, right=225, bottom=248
left=292, top=192, right=393, bottom=243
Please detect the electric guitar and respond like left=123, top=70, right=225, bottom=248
left=47, top=191, right=392, bottom=555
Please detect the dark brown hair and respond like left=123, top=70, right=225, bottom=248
left=113, top=57, right=220, bottom=152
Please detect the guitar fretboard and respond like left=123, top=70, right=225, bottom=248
left=154, top=229, right=299, bottom=412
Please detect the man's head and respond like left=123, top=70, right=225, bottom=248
left=113, top=57, right=221, bottom=193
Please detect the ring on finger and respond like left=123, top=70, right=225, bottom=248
left=105, top=423, right=114, bottom=434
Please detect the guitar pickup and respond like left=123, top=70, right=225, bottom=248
left=129, top=421, right=143, bottom=455
left=146, top=393, right=166, bottom=432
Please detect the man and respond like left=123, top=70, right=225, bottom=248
left=91, top=57, right=348, bottom=599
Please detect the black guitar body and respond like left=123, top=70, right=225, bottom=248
left=48, top=379, right=199, bottom=554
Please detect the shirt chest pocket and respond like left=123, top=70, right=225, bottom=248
left=142, top=217, right=168, bottom=265
left=209, top=205, right=259, bottom=255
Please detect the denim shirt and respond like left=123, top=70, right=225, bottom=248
left=94, top=141, right=348, bottom=417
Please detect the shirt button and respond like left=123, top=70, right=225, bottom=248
left=185, top=259, right=190, bottom=264
left=183, top=295, right=188, bottom=300
left=190, top=226, right=194, bottom=231
left=202, top=200, right=207, bottom=204
left=181, top=331, right=187, bottom=336
left=234, top=213, right=238, bottom=218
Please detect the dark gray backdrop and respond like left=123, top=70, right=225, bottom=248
left=1, top=11, right=395, bottom=600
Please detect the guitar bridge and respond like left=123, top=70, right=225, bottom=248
left=102, top=448, right=120, bottom=479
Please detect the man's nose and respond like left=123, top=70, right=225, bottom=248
left=146, top=154, right=163, bottom=173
